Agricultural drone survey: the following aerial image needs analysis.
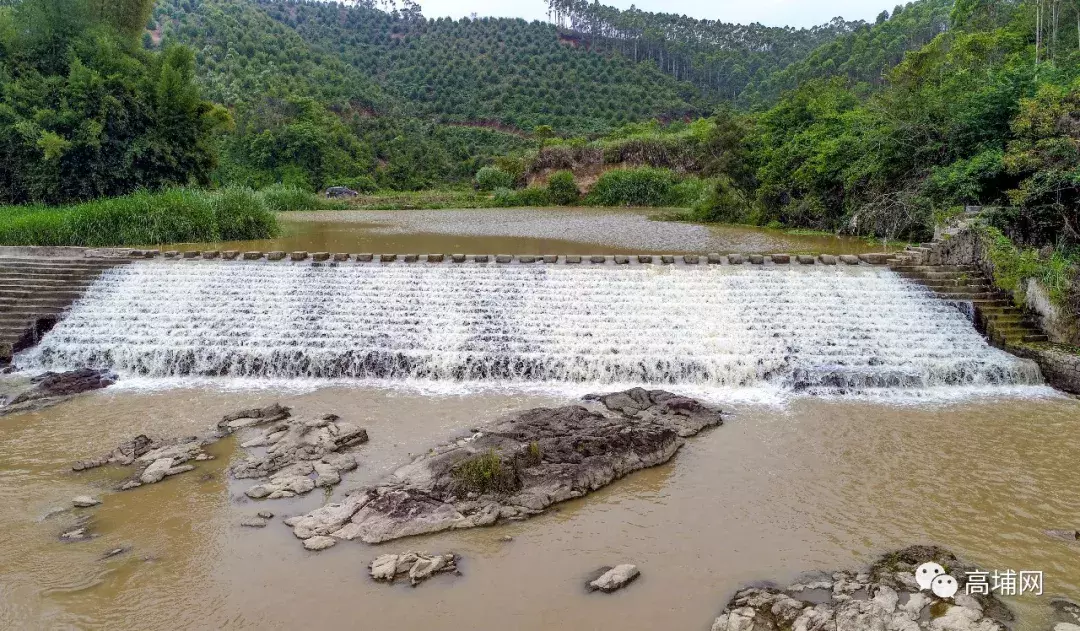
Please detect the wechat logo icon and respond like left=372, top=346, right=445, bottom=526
left=915, top=562, right=958, bottom=598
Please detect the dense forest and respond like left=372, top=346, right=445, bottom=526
left=2, top=0, right=1080, bottom=256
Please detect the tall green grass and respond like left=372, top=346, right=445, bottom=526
left=0, top=188, right=279, bottom=246
left=585, top=167, right=685, bottom=207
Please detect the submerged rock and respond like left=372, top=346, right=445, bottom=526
left=587, top=564, right=640, bottom=593
left=0, top=369, right=116, bottom=416
left=292, top=389, right=722, bottom=545
left=710, top=546, right=1013, bottom=631
left=240, top=516, right=269, bottom=528
left=1046, top=529, right=1080, bottom=542
left=369, top=552, right=458, bottom=586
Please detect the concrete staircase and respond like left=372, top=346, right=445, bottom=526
left=889, top=246, right=1050, bottom=347
left=0, top=257, right=127, bottom=364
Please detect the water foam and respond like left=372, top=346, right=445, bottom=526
left=17, top=261, right=1043, bottom=394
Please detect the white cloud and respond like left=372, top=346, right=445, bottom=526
left=413, top=0, right=898, bottom=28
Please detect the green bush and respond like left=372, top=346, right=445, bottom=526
left=257, top=185, right=328, bottom=212
left=690, top=177, right=752, bottom=222
left=547, top=171, right=580, bottom=205
left=475, top=166, right=515, bottom=191
left=0, top=188, right=278, bottom=246
left=586, top=167, right=683, bottom=207
left=215, top=188, right=280, bottom=240
left=343, top=176, right=379, bottom=194
left=493, top=186, right=552, bottom=207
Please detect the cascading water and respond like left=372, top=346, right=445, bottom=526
left=17, top=261, right=1042, bottom=392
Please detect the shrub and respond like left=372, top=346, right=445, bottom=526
left=475, top=166, right=515, bottom=191
left=0, top=188, right=278, bottom=247
left=586, top=167, right=682, bottom=207
left=493, top=186, right=551, bottom=207
left=215, top=187, right=280, bottom=240
left=452, top=450, right=519, bottom=496
left=547, top=171, right=580, bottom=205
left=690, top=177, right=752, bottom=222
left=258, top=185, right=324, bottom=212
left=343, top=175, right=379, bottom=194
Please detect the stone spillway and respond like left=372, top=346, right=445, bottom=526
left=0, top=256, right=128, bottom=363
left=16, top=257, right=1042, bottom=393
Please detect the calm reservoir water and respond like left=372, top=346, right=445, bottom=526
left=165, top=208, right=888, bottom=255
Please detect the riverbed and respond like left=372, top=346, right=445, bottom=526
left=2, top=385, right=1079, bottom=630
left=163, top=208, right=888, bottom=255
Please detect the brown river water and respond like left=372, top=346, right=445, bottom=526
left=2, top=386, right=1079, bottom=630
left=164, top=208, right=889, bottom=255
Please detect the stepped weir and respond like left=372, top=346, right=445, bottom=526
left=9, top=249, right=1043, bottom=393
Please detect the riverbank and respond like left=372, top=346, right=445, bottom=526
left=0, top=188, right=281, bottom=248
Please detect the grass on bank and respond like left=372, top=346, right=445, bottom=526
left=0, top=187, right=286, bottom=247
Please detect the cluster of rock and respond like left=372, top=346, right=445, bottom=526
left=71, top=403, right=367, bottom=499
left=0, top=368, right=115, bottom=416
left=711, top=546, right=1013, bottom=631
left=228, top=411, right=368, bottom=500
left=288, top=388, right=722, bottom=547
left=73, top=432, right=212, bottom=490
left=1053, top=598, right=1080, bottom=631
left=369, top=552, right=459, bottom=587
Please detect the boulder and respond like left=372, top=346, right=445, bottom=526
left=369, top=552, right=458, bottom=586
left=1, top=369, right=116, bottom=415
left=587, top=565, right=640, bottom=593
left=72, top=495, right=101, bottom=508
left=303, top=536, right=337, bottom=551
left=292, top=389, right=722, bottom=545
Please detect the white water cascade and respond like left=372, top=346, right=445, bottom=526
left=17, top=261, right=1042, bottom=392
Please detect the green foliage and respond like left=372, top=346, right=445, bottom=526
left=257, top=184, right=324, bottom=212
left=1002, top=81, right=1080, bottom=244
left=452, top=449, right=518, bottom=496
left=979, top=224, right=1077, bottom=307
left=475, top=166, right=515, bottom=191
left=545, top=0, right=863, bottom=101
left=691, top=177, right=752, bottom=222
left=493, top=186, right=552, bottom=207
left=0, top=0, right=227, bottom=205
left=586, top=167, right=683, bottom=207
left=0, top=187, right=278, bottom=246
left=546, top=171, right=579, bottom=205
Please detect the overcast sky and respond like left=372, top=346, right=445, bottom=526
left=413, top=0, right=897, bottom=28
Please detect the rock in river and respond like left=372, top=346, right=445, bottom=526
left=290, top=389, right=722, bottom=545
left=587, top=564, right=640, bottom=593
left=369, top=552, right=458, bottom=586
left=72, top=495, right=101, bottom=508
left=0, top=368, right=116, bottom=416
left=711, top=546, right=1013, bottom=631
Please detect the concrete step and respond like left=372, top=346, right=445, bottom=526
left=0, top=288, right=84, bottom=298
left=935, top=292, right=1003, bottom=301
left=890, top=265, right=979, bottom=273
left=0, top=256, right=125, bottom=266
left=0, top=272, right=104, bottom=283
left=1022, top=334, right=1050, bottom=343
left=0, top=306, right=67, bottom=317
left=0, top=298, right=77, bottom=310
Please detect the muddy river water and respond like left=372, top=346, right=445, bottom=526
left=3, top=387, right=1079, bottom=630
left=4, top=210, right=1080, bottom=630
left=166, top=208, right=890, bottom=255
